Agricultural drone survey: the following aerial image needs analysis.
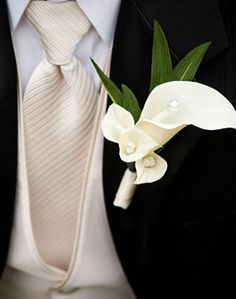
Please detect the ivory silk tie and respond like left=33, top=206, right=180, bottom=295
left=23, top=1, right=98, bottom=270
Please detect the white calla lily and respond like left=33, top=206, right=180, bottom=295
left=119, top=127, right=160, bottom=163
left=101, top=80, right=236, bottom=193
left=140, top=81, right=236, bottom=131
left=136, top=121, right=185, bottom=147
left=101, top=104, right=134, bottom=143
left=135, top=152, right=168, bottom=184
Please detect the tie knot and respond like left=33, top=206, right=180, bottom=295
left=26, top=1, right=91, bottom=65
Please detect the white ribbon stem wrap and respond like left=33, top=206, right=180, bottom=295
left=113, top=169, right=137, bottom=209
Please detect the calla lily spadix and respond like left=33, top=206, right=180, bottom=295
left=102, top=81, right=236, bottom=189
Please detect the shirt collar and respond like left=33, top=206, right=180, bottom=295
left=6, top=0, right=121, bottom=46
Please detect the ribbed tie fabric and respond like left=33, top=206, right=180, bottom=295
left=23, top=1, right=98, bottom=270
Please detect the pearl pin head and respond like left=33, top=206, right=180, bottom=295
left=168, top=99, right=180, bottom=109
left=126, top=141, right=136, bottom=154
left=143, top=156, right=156, bottom=168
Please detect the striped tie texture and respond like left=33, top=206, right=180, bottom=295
left=23, top=1, right=98, bottom=270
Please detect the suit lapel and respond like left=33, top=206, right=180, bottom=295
left=0, top=0, right=18, bottom=275
left=103, top=0, right=230, bottom=293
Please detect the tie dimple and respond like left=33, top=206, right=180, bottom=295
left=26, top=1, right=91, bottom=64
left=23, top=1, right=98, bottom=270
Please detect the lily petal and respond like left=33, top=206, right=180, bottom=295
left=136, top=120, right=185, bottom=146
left=135, top=152, right=168, bottom=184
left=102, top=103, right=135, bottom=143
left=140, top=81, right=236, bottom=130
left=119, top=127, right=160, bottom=163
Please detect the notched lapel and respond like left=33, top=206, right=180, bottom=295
left=134, top=0, right=230, bottom=63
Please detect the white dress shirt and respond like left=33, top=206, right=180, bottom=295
left=7, top=0, right=121, bottom=90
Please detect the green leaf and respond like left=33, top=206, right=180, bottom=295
left=149, top=20, right=173, bottom=91
left=122, top=84, right=141, bottom=123
left=91, top=59, right=123, bottom=106
left=167, top=42, right=211, bottom=81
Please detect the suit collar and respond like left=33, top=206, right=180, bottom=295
left=132, top=0, right=229, bottom=62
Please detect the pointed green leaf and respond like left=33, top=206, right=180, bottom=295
left=91, top=59, right=123, bottom=106
left=149, top=20, right=173, bottom=91
left=122, top=84, right=141, bottom=123
left=167, top=42, right=211, bottom=81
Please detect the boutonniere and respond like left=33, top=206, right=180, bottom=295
left=92, top=21, right=236, bottom=209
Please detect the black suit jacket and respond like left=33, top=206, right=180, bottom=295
left=0, top=0, right=236, bottom=297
